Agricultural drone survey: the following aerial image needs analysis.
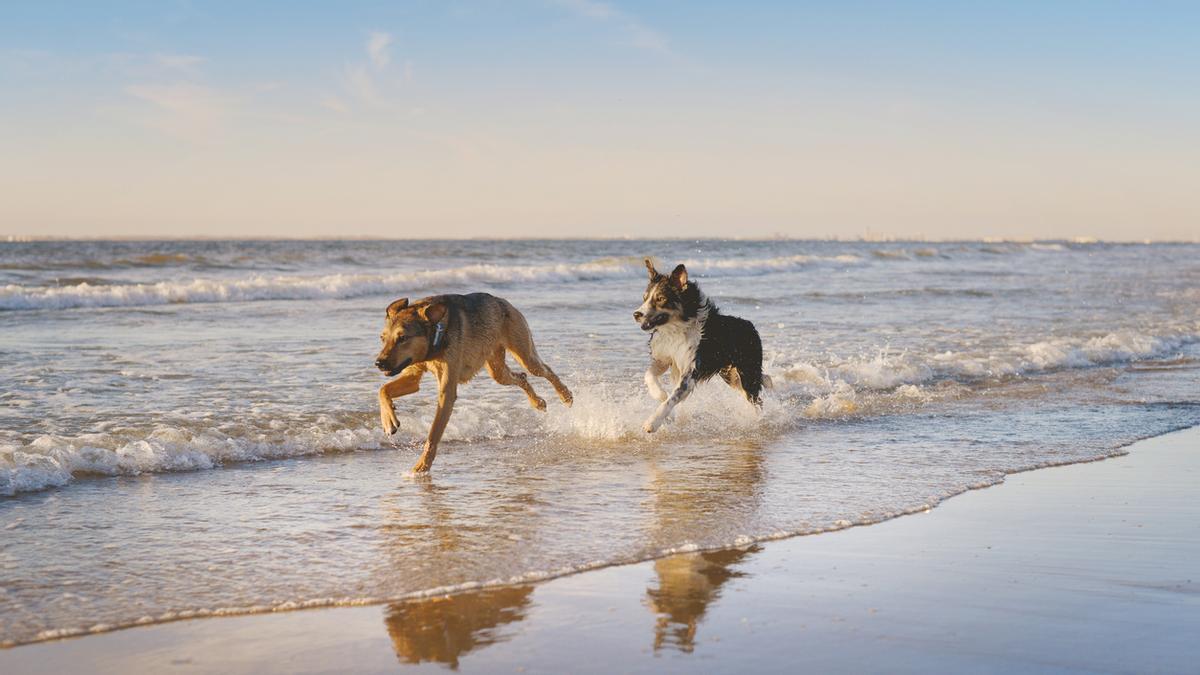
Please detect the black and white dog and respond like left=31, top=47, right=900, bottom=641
left=634, top=258, right=766, bottom=433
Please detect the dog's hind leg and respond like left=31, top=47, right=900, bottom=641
left=503, top=313, right=573, bottom=407
left=734, top=363, right=764, bottom=406
left=511, top=348, right=572, bottom=407
left=719, top=366, right=741, bottom=389
left=379, top=368, right=423, bottom=435
left=734, top=325, right=766, bottom=406
left=486, top=346, right=547, bottom=411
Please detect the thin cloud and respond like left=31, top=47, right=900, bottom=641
left=99, top=51, right=207, bottom=78
left=124, top=83, right=229, bottom=139
left=551, top=0, right=673, bottom=56
left=342, top=63, right=378, bottom=104
left=320, top=95, right=350, bottom=114
left=153, top=53, right=206, bottom=72
left=326, top=31, right=403, bottom=111
left=367, top=31, right=393, bottom=69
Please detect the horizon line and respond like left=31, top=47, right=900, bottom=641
left=5, top=235, right=1199, bottom=245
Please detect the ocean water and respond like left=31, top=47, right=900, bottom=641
left=1, top=239, right=1198, bottom=647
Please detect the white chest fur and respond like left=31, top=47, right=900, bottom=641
left=649, top=304, right=708, bottom=371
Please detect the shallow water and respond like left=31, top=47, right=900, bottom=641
left=1, top=239, right=1198, bottom=646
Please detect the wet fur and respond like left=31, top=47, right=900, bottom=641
left=375, top=292, right=572, bottom=472
left=635, top=259, right=764, bottom=433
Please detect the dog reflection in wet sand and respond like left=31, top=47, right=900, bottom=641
left=375, top=293, right=573, bottom=473
left=645, top=547, right=758, bottom=653
left=642, top=439, right=765, bottom=653
left=384, top=586, right=534, bottom=668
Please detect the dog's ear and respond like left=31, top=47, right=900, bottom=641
left=644, top=257, right=659, bottom=280
left=420, top=302, right=447, bottom=325
left=386, top=298, right=409, bottom=318
left=670, top=264, right=688, bottom=290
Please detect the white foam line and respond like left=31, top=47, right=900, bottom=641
left=4, top=327, right=1195, bottom=498
left=0, top=255, right=862, bottom=311
left=777, top=330, right=1199, bottom=396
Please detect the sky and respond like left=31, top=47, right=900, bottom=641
left=1, top=1, right=1197, bottom=240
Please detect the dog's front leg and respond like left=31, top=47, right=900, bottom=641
left=412, top=375, right=457, bottom=473
left=644, top=369, right=696, bottom=433
left=644, top=359, right=670, bottom=402
left=379, top=369, right=423, bottom=435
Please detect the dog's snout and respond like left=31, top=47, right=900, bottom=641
left=633, top=310, right=644, bottom=321
left=374, top=358, right=387, bottom=370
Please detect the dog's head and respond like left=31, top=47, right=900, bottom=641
left=635, top=258, right=693, bottom=331
left=375, top=298, right=448, bottom=376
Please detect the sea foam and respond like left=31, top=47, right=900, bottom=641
left=0, top=254, right=861, bottom=311
left=4, top=327, right=1193, bottom=497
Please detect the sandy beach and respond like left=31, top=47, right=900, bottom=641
left=3, top=426, right=1196, bottom=673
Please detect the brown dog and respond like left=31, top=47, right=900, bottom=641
left=375, top=293, right=573, bottom=472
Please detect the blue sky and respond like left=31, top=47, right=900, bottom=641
left=2, top=1, right=1197, bottom=239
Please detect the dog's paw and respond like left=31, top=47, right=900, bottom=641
left=380, top=407, right=399, bottom=435
left=411, top=449, right=434, bottom=473
left=532, top=396, right=547, bottom=412
left=560, top=390, right=573, bottom=407
left=643, top=417, right=661, bottom=433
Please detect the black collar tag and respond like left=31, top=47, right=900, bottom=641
left=431, top=320, right=446, bottom=349
left=426, top=319, right=448, bottom=359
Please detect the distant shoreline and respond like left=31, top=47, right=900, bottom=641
left=4, top=235, right=1197, bottom=244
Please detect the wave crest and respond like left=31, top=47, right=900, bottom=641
left=4, top=327, right=1193, bottom=497
left=0, top=254, right=861, bottom=311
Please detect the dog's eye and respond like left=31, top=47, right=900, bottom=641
left=396, top=335, right=408, bottom=343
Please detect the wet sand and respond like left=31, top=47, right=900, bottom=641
left=3, top=427, right=1198, bottom=673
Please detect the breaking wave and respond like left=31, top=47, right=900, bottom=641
left=0, top=254, right=862, bottom=311
left=779, top=329, right=1198, bottom=417
left=0, top=421, right=382, bottom=497
left=4, top=327, right=1194, bottom=497
left=0, top=252, right=202, bottom=271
